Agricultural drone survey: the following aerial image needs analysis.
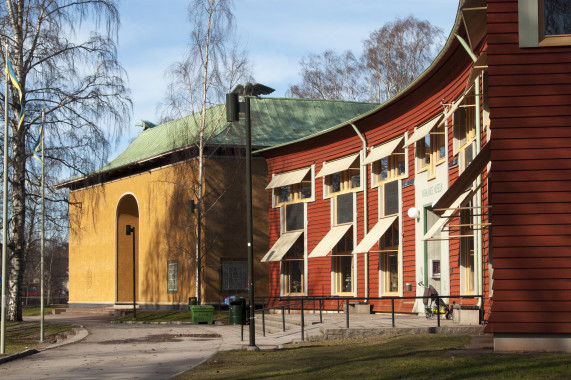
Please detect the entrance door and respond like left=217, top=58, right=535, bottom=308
left=116, top=195, right=139, bottom=303
left=424, top=207, right=441, bottom=292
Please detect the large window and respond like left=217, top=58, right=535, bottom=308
left=460, top=207, right=475, bottom=294
left=327, top=169, right=360, bottom=195
left=380, top=221, right=399, bottom=295
left=222, top=260, right=248, bottom=291
left=284, top=202, right=304, bottom=232
left=333, top=230, right=353, bottom=295
left=335, top=192, right=354, bottom=225
left=454, top=88, right=477, bottom=172
left=382, top=180, right=399, bottom=217
left=283, top=238, right=304, bottom=295
left=273, top=170, right=312, bottom=207
left=417, top=124, right=446, bottom=178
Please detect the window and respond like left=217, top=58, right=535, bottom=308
left=460, top=206, right=475, bottom=294
left=322, top=155, right=361, bottom=197
left=431, top=259, right=441, bottom=279
left=372, top=143, right=406, bottom=185
left=380, top=221, right=399, bottom=295
left=333, top=230, right=353, bottom=295
left=284, top=203, right=304, bottom=232
left=454, top=89, right=477, bottom=172
left=222, top=260, right=248, bottom=291
left=273, top=170, right=312, bottom=206
left=416, top=124, right=446, bottom=178
left=283, top=238, right=304, bottom=295
left=382, top=180, right=399, bottom=217
left=167, top=261, right=178, bottom=293
left=519, top=0, right=571, bottom=47
left=335, top=192, right=354, bottom=225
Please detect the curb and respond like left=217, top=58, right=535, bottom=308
left=313, top=325, right=485, bottom=341
left=0, top=326, right=88, bottom=365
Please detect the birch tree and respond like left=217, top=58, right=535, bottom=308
left=0, top=0, right=130, bottom=321
left=161, top=0, right=250, bottom=303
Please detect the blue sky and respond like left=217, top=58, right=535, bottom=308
left=114, top=0, right=459, bottom=157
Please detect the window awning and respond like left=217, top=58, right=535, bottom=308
left=363, top=137, right=403, bottom=165
left=266, top=167, right=311, bottom=189
left=465, top=52, right=487, bottom=91
left=422, top=190, right=472, bottom=241
left=352, top=215, right=398, bottom=254
left=315, top=153, right=360, bottom=178
left=261, top=231, right=303, bottom=262
left=432, top=142, right=490, bottom=216
left=308, top=224, right=352, bottom=258
left=404, top=116, right=443, bottom=148
left=439, top=92, right=467, bottom=128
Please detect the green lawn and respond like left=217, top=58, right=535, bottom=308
left=174, top=334, right=571, bottom=380
left=1, top=321, right=77, bottom=356
left=113, top=310, right=229, bottom=323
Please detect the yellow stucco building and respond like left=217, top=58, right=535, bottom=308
left=58, top=98, right=379, bottom=309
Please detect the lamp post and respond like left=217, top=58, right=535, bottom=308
left=226, top=83, right=274, bottom=351
left=126, top=225, right=136, bottom=320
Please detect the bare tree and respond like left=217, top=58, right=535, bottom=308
left=363, top=16, right=444, bottom=102
left=288, top=16, right=443, bottom=103
left=0, top=0, right=130, bottom=321
left=160, top=0, right=251, bottom=303
left=287, top=50, right=365, bottom=101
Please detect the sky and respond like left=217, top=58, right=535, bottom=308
left=113, top=0, right=459, bottom=159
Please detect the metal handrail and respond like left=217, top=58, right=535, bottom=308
left=240, top=294, right=484, bottom=342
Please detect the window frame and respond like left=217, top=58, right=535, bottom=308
left=371, top=140, right=407, bottom=187
left=323, top=154, right=363, bottom=199
left=416, top=125, right=446, bottom=179
left=273, top=168, right=314, bottom=207
left=167, top=261, right=178, bottom=293
left=282, top=237, right=305, bottom=296
left=460, top=206, right=475, bottom=295
left=221, top=260, right=248, bottom=291
left=332, top=229, right=354, bottom=296
left=453, top=88, right=477, bottom=173
left=380, top=220, right=400, bottom=296
left=519, top=0, right=571, bottom=47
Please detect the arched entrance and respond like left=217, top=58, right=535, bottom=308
left=116, top=194, right=139, bottom=304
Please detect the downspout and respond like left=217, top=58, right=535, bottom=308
left=475, top=79, right=483, bottom=307
left=350, top=123, right=368, bottom=300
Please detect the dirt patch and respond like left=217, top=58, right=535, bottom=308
left=99, top=333, right=221, bottom=344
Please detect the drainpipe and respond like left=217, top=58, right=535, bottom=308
left=475, top=79, right=483, bottom=308
left=350, top=123, right=368, bottom=300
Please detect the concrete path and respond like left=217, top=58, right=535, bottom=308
left=0, top=310, right=488, bottom=379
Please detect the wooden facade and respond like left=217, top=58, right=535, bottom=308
left=260, top=1, right=491, bottom=316
left=485, top=0, right=571, bottom=351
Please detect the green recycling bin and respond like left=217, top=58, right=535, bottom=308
left=228, top=297, right=246, bottom=325
left=190, top=305, right=214, bottom=324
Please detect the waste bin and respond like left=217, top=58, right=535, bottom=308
left=228, top=297, right=246, bottom=325
left=190, top=305, right=214, bottom=324
left=188, top=297, right=197, bottom=306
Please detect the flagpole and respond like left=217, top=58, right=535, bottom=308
left=1, top=40, right=9, bottom=354
left=40, top=109, right=45, bottom=342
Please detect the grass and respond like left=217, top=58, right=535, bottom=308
left=1, top=321, right=77, bottom=356
left=113, top=310, right=229, bottom=323
left=173, top=334, right=571, bottom=380
left=22, top=307, right=54, bottom=317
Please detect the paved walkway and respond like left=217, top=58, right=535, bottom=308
left=0, top=310, right=489, bottom=379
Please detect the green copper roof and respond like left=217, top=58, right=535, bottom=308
left=97, top=97, right=379, bottom=174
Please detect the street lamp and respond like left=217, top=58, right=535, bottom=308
left=126, top=225, right=136, bottom=320
left=226, top=83, right=274, bottom=351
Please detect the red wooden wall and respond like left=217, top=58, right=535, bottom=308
left=486, top=0, right=571, bottom=334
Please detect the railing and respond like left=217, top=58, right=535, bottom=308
left=240, top=294, right=483, bottom=342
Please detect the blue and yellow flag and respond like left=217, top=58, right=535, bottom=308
left=33, top=121, right=44, bottom=164
left=5, top=56, right=25, bottom=130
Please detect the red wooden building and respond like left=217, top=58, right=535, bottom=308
left=485, top=0, right=571, bottom=352
left=259, top=1, right=490, bottom=318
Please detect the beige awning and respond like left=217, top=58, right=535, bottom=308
left=266, top=167, right=311, bottom=189
left=352, top=215, right=398, bottom=254
left=308, top=224, right=352, bottom=258
left=261, top=231, right=303, bottom=262
left=422, top=191, right=472, bottom=241
left=404, top=116, right=443, bottom=148
left=363, top=137, right=403, bottom=165
left=465, top=52, right=488, bottom=91
left=315, top=153, right=360, bottom=178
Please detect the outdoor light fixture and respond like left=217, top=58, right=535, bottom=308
left=126, top=225, right=136, bottom=320
left=407, top=207, right=420, bottom=219
left=226, top=83, right=275, bottom=351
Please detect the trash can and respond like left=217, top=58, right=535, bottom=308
left=188, top=297, right=197, bottom=306
left=228, top=297, right=246, bottom=325
left=190, top=305, right=214, bottom=324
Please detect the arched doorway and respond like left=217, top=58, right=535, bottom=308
left=116, top=194, right=139, bottom=304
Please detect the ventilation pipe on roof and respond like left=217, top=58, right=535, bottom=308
left=350, top=123, right=368, bottom=300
